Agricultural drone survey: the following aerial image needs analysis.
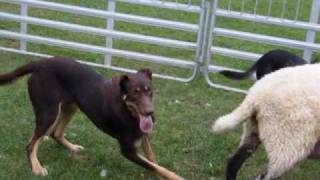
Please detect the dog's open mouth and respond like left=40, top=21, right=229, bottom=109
left=138, top=114, right=153, bottom=134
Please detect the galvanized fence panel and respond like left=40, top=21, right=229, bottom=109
left=0, top=0, right=320, bottom=94
left=204, top=0, right=320, bottom=93
left=0, top=0, right=202, bottom=82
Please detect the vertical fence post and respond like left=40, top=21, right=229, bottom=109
left=194, top=0, right=217, bottom=70
left=105, top=0, right=116, bottom=65
left=194, top=0, right=207, bottom=65
left=20, top=3, right=28, bottom=51
left=303, top=0, right=320, bottom=62
left=202, top=0, right=247, bottom=93
left=202, top=0, right=217, bottom=70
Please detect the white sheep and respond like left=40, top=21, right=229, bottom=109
left=212, top=64, right=320, bottom=180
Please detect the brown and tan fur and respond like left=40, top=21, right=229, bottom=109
left=0, top=57, right=183, bottom=180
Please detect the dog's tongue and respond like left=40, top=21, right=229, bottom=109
left=139, top=115, right=153, bottom=134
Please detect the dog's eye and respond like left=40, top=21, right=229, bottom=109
left=134, top=88, right=141, bottom=93
left=144, top=86, right=150, bottom=91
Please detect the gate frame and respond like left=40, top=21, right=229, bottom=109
left=0, top=0, right=203, bottom=83
left=0, top=0, right=320, bottom=94
left=203, top=0, right=320, bottom=94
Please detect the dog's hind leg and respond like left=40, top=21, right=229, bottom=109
left=27, top=74, right=64, bottom=176
left=26, top=103, right=62, bottom=176
left=51, top=104, right=84, bottom=153
left=226, top=121, right=260, bottom=180
left=141, top=135, right=157, bottom=163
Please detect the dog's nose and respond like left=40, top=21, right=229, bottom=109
left=144, top=108, right=154, bottom=116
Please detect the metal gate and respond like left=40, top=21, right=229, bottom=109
left=0, top=0, right=203, bottom=82
left=0, top=0, right=320, bottom=94
left=205, top=0, right=320, bottom=93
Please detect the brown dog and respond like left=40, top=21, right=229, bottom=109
left=0, top=57, right=183, bottom=179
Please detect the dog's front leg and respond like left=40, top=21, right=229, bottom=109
left=141, top=135, right=157, bottom=163
left=120, top=143, right=184, bottom=180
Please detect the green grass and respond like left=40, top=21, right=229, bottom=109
left=0, top=0, right=320, bottom=180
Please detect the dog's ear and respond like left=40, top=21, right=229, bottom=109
left=119, top=75, right=129, bottom=94
left=138, top=68, right=152, bottom=80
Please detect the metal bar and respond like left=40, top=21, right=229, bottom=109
left=0, top=12, right=197, bottom=50
left=214, top=27, right=320, bottom=51
left=281, top=0, right=287, bottom=19
left=117, top=0, right=201, bottom=13
left=200, top=0, right=214, bottom=64
left=294, top=0, right=301, bottom=21
left=0, top=30, right=195, bottom=69
left=216, top=9, right=320, bottom=32
left=193, top=0, right=207, bottom=65
left=203, top=0, right=249, bottom=94
left=211, top=46, right=261, bottom=61
left=303, top=0, right=320, bottom=62
left=0, top=46, right=195, bottom=82
left=117, top=0, right=200, bottom=13
left=227, top=0, right=232, bottom=11
left=202, top=0, right=248, bottom=94
left=241, top=0, right=246, bottom=14
left=20, top=3, right=27, bottom=51
left=267, top=0, right=273, bottom=17
left=105, top=0, right=116, bottom=65
left=254, top=0, right=259, bottom=15
left=205, top=83, right=247, bottom=94
left=1, top=0, right=198, bottom=32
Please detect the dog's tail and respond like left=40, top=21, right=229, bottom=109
left=219, top=63, right=257, bottom=80
left=0, top=63, right=34, bottom=85
left=212, top=99, right=255, bottom=133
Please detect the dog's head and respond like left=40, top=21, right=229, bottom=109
left=119, top=69, right=154, bottom=134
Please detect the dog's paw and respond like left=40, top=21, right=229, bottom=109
left=32, top=166, right=48, bottom=176
left=70, top=144, right=84, bottom=153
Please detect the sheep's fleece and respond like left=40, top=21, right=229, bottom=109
left=213, top=63, right=320, bottom=179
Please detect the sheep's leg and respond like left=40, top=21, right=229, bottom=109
left=225, top=120, right=260, bottom=180
left=308, top=140, right=320, bottom=159
left=256, top=157, right=299, bottom=180
left=259, top=138, right=309, bottom=180
left=226, top=132, right=260, bottom=180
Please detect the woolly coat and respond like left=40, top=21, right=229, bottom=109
left=213, top=64, right=320, bottom=179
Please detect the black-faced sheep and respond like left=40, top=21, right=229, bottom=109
left=212, top=64, right=320, bottom=180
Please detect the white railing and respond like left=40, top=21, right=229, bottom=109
left=0, top=0, right=319, bottom=94
left=205, top=0, right=320, bottom=93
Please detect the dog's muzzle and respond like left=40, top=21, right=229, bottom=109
left=123, top=96, right=154, bottom=134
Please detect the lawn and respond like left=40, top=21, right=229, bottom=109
left=0, top=0, right=320, bottom=180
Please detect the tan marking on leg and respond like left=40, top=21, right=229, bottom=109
left=141, top=135, right=156, bottom=163
left=137, top=154, right=184, bottom=180
left=58, top=137, right=84, bottom=153
left=28, top=103, right=62, bottom=176
left=46, top=103, right=62, bottom=135
left=30, top=137, right=48, bottom=176
left=52, top=105, right=83, bottom=153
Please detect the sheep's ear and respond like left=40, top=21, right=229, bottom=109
left=138, top=68, right=152, bottom=80
left=119, top=75, right=129, bottom=94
